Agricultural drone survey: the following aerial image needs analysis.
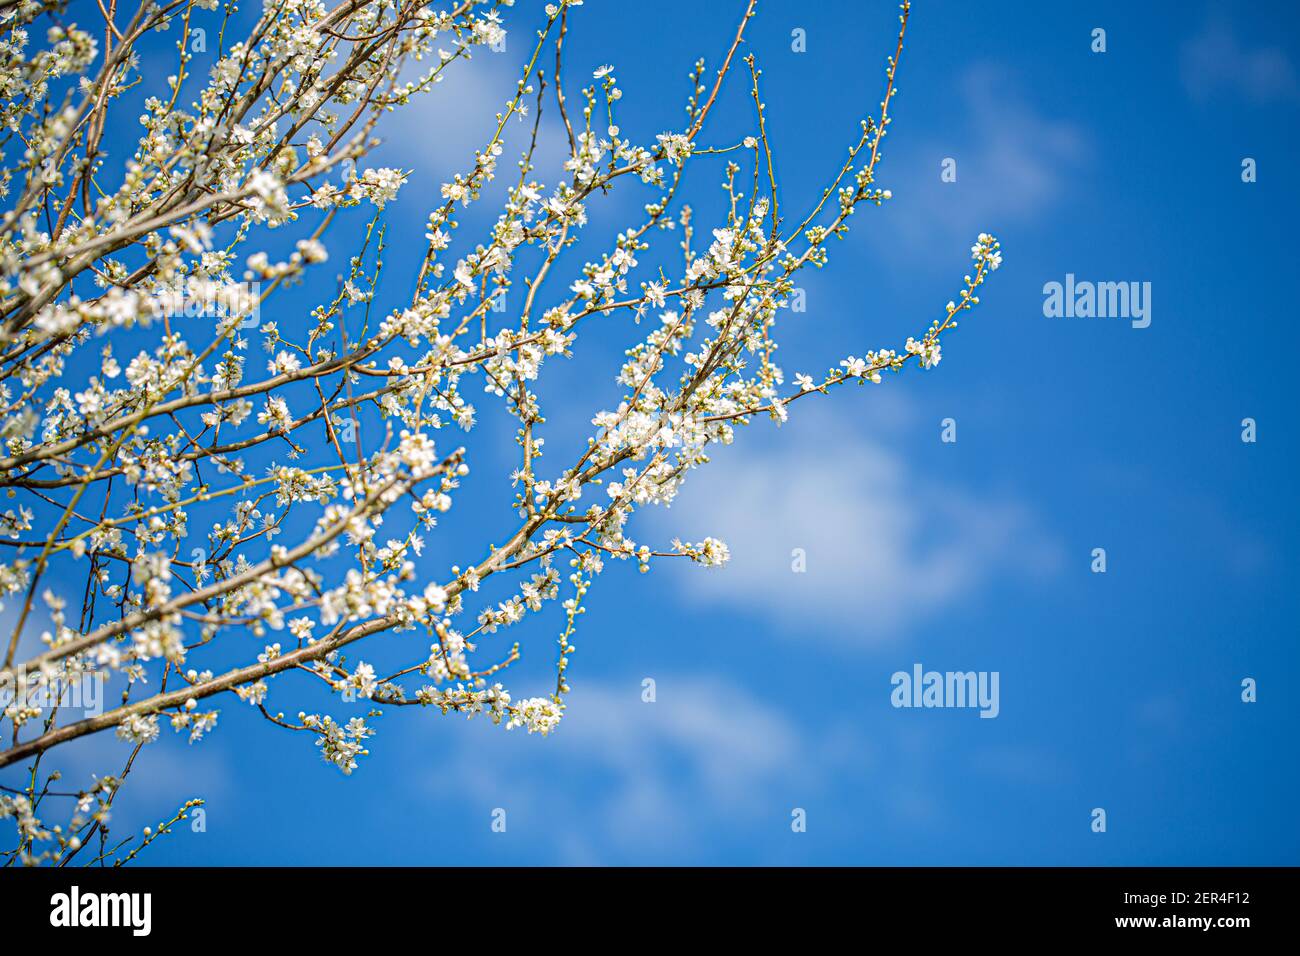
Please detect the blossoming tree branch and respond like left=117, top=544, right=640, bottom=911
left=0, top=0, right=999, bottom=863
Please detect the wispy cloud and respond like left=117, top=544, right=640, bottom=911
left=434, top=676, right=803, bottom=862
left=371, top=46, right=568, bottom=177
left=1181, top=17, right=1300, bottom=104
left=881, top=63, right=1088, bottom=249
left=646, top=403, right=1060, bottom=643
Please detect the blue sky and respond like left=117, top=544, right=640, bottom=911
left=7, top=0, right=1299, bottom=865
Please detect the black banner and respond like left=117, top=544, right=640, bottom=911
left=0, top=866, right=1283, bottom=939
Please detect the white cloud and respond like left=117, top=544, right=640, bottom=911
left=1181, top=18, right=1300, bottom=103
left=880, top=63, right=1088, bottom=249
left=371, top=47, right=568, bottom=175
left=435, top=676, right=803, bottom=860
left=646, top=403, right=1060, bottom=643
